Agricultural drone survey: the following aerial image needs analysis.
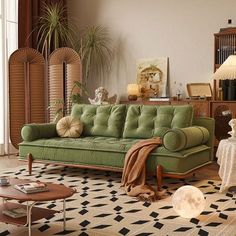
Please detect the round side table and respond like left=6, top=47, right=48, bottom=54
left=216, top=139, right=236, bottom=193
left=0, top=178, right=76, bottom=236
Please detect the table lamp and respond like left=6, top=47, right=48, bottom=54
left=212, top=55, right=236, bottom=100
left=127, top=84, right=139, bottom=101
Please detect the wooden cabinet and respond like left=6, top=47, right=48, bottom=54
left=210, top=101, right=236, bottom=145
left=214, top=28, right=236, bottom=100
left=214, top=27, right=236, bottom=72
left=175, top=100, right=210, bottom=117
left=212, top=28, right=236, bottom=144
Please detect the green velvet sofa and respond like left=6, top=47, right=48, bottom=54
left=19, top=104, right=215, bottom=190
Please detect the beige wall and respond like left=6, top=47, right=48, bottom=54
left=68, top=0, right=236, bottom=100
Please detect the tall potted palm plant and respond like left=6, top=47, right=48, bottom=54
left=36, top=1, right=75, bottom=57
left=34, top=2, right=113, bottom=121
left=77, top=26, right=113, bottom=84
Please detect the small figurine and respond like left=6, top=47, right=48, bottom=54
left=228, top=119, right=236, bottom=140
left=88, top=87, right=117, bottom=105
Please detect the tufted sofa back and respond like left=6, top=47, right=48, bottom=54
left=123, top=105, right=193, bottom=139
left=71, top=104, right=193, bottom=139
left=71, top=104, right=127, bottom=138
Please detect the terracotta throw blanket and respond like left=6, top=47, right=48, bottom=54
left=121, top=137, right=162, bottom=202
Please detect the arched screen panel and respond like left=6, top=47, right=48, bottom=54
left=9, top=48, right=45, bottom=148
left=48, top=47, right=82, bottom=122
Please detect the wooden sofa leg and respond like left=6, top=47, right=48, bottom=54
left=157, top=165, right=163, bottom=191
left=27, top=153, right=33, bottom=175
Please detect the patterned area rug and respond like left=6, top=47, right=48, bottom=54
left=0, top=164, right=236, bottom=236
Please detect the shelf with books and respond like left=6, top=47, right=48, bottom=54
left=213, top=28, right=236, bottom=100
left=0, top=178, right=75, bottom=235
left=2, top=207, right=27, bottom=218
left=0, top=202, right=57, bottom=226
left=214, top=27, right=236, bottom=72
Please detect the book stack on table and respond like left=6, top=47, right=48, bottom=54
left=14, top=182, right=49, bottom=194
left=2, top=207, right=27, bottom=218
left=149, top=97, right=170, bottom=101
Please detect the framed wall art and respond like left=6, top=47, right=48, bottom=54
left=137, top=57, right=169, bottom=98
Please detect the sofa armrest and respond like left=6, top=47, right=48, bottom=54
left=21, top=123, right=58, bottom=142
left=192, top=117, right=215, bottom=148
left=163, top=126, right=210, bottom=152
left=192, top=117, right=215, bottom=160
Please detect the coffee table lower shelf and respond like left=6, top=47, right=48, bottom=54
left=0, top=202, right=58, bottom=226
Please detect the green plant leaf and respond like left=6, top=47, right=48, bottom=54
left=53, top=108, right=63, bottom=123
left=76, top=25, right=113, bottom=83
left=35, top=1, right=76, bottom=56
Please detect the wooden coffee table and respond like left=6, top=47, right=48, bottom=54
left=0, top=178, right=76, bottom=236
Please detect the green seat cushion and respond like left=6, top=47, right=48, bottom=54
left=19, top=137, right=138, bottom=153
left=19, top=137, right=209, bottom=156
left=19, top=137, right=210, bottom=174
left=163, top=126, right=210, bottom=152
left=71, top=104, right=127, bottom=138
left=123, top=105, right=193, bottom=139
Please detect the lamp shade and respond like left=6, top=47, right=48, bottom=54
left=127, top=84, right=139, bottom=96
left=212, top=55, right=236, bottom=80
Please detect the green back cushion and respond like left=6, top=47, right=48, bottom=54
left=123, top=105, right=193, bottom=139
left=163, top=126, right=210, bottom=151
left=71, top=104, right=126, bottom=138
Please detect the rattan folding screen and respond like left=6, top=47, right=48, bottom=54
left=48, top=47, right=82, bottom=121
left=9, top=47, right=82, bottom=148
left=9, top=48, right=45, bottom=148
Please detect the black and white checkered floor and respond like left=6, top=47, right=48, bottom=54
left=0, top=164, right=236, bottom=236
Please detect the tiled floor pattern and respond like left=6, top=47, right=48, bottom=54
left=0, top=164, right=235, bottom=236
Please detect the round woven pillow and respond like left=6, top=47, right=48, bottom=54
left=56, top=116, right=83, bottom=138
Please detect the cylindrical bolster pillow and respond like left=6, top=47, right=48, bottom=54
left=21, top=123, right=58, bottom=142
left=163, top=126, right=210, bottom=152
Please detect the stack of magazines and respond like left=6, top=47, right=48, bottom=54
left=2, top=207, right=27, bottom=218
left=149, top=97, right=170, bottom=101
left=14, top=182, right=49, bottom=194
